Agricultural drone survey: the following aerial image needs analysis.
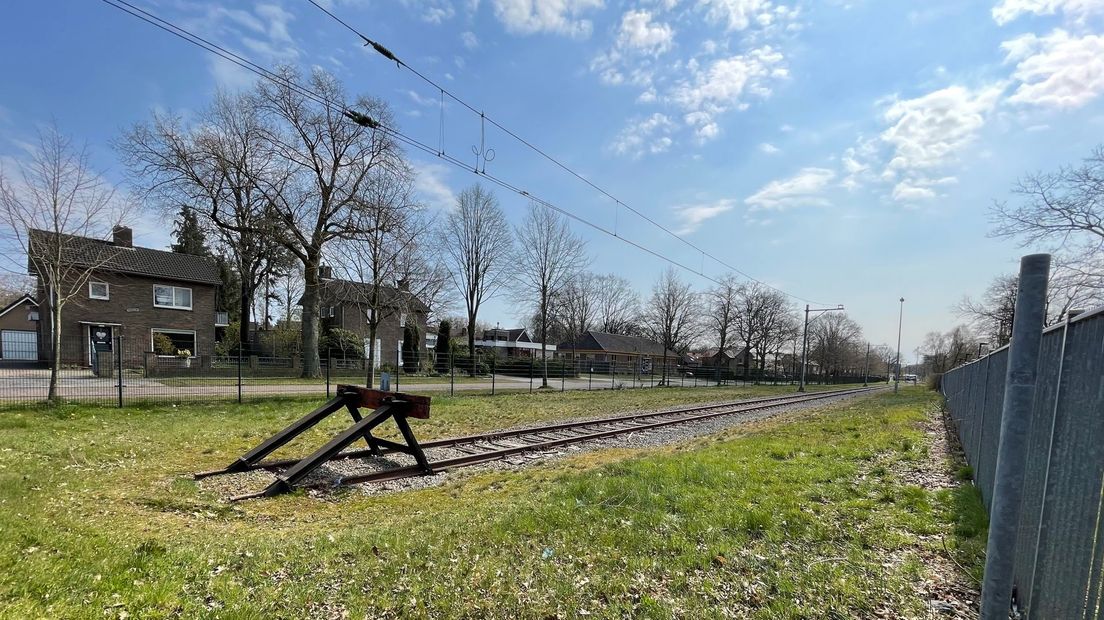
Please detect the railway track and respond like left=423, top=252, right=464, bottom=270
left=206, top=386, right=879, bottom=500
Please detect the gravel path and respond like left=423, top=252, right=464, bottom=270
left=199, top=388, right=882, bottom=501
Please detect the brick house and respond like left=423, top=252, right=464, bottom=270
left=557, top=331, right=678, bottom=375
left=314, top=272, right=429, bottom=368
left=29, top=227, right=224, bottom=366
left=0, top=294, right=41, bottom=361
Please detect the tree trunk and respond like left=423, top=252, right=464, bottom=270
left=239, top=277, right=253, bottom=356
left=366, top=320, right=378, bottom=388
left=300, top=257, right=322, bottom=378
left=48, top=289, right=61, bottom=402
left=467, top=313, right=477, bottom=377
left=540, top=305, right=549, bottom=388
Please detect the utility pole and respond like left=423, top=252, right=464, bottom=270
left=798, top=304, right=845, bottom=392
left=894, top=297, right=904, bottom=394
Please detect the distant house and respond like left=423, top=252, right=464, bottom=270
left=0, top=294, right=40, bottom=361
left=474, top=328, right=556, bottom=358
left=28, top=226, right=224, bottom=366
left=557, top=331, right=678, bottom=374
left=696, top=346, right=751, bottom=375
left=312, top=271, right=429, bottom=367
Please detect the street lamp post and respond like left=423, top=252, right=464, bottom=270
left=798, top=303, right=845, bottom=393
left=894, top=297, right=904, bottom=394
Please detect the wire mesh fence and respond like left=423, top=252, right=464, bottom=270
left=0, top=335, right=879, bottom=407
left=941, top=305, right=1104, bottom=619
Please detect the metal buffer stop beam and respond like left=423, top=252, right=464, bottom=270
left=195, top=385, right=433, bottom=500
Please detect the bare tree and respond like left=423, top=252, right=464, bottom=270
left=253, top=66, right=405, bottom=377
left=512, top=203, right=588, bottom=387
left=118, top=91, right=290, bottom=355
left=441, top=184, right=514, bottom=376
left=592, top=273, right=640, bottom=334
left=0, top=125, right=133, bottom=400
left=328, top=161, right=438, bottom=385
left=808, top=312, right=863, bottom=381
left=641, top=267, right=700, bottom=385
left=991, top=145, right=1104, bottom=265
left=549, top=273, right=600, bottom=349
left=731, top=282, right=792, bottom=379
left=705, top=274, right=741, bottom=383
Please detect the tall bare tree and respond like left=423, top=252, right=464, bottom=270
left=991, top=145, right=1104, bottom=265
left=592, top=273, right=640, bottom=334
left=441, top=184, right=513, bottom=376
left=254, top=66, right=405, bottom=377
left=512, top=203, right=588, bottom=387
left=118, top=91, right=291, bottom=355
left=706, top=274, right=741, bottom=383
left=731, top=282, right=792, bottom=378
left=329, top=161, right=439, bottom=385
left=641, top=267, right=700, bottom=385
left=808, top=312, right=863, bottom=381
left=0, top=125, right=133, bottom=400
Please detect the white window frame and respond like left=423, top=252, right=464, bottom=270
left=399, top=312, right=407, bottom=327
left=150, top=328, right=197, bottom=355
left=88, top=281, right=110, bottom=300
left=153, top=285, right=193, bottom=310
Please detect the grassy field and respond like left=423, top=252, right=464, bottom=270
left=0, top=386, right=984, bottom=618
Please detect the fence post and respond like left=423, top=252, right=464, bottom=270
left=116, top=335, right=124, bottom=408
left=491, top=355, right=496, bottom=396
left=980, top=253, right=1051, bottom=620
left=529, top=359, right=534, bottom=393
left=326, top=350, right=332, bottom=399
left=395, top=348, right=400, bottom=392
left=588, top=365, right=592, bottom=390
left=450, top=355, right=455, bottom=396
left=561, top=359, right=565, bottom=392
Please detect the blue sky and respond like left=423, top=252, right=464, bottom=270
left=2, top=0, right=1104, bottom=359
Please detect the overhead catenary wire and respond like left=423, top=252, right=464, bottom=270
left=97, top=0, right=822, bottom=297
left=304, top=0, right=828, bottom=306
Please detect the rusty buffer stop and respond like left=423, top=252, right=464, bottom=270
left=195, top=385, right=433, bottom=500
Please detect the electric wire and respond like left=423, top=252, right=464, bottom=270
left=98, top=0, right=822, bottom=296
left=303, top=0, right=828, bottom=305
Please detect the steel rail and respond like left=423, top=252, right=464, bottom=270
left=227, top=386, right=878, bottom=500
left=197, top=388, right=866, bottom=479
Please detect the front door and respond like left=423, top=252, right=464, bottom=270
left=88, top=325, right=113, bottom=366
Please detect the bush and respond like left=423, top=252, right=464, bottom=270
left=321, top=328, right=364, bottom=360
left=927, top=373, right=943, bottom=391
left=153, top=333, right=175, bottom=355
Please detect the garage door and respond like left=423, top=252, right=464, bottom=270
left=1, top=330, right=38, bottom=360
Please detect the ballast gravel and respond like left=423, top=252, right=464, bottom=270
left=198, top=388, right=882, bottom=501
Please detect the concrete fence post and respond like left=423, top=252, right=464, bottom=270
left=980, top=253, right=1051, bottom=620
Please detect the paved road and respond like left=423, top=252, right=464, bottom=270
left=0, top=370, right=744, bottom=402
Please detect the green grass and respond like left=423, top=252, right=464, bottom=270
left=0, top=386, right=984, bottom=618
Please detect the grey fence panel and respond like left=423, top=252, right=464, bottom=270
left=1030, top=312, right=1104, bottom=618
left=943, top=306, right=1104, bottom=619
left=977, top=349, right=1008, bottom=509
left=1013, top=323, right=1067, bottom=613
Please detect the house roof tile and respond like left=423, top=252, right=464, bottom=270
left=28, top=229, right=220, bottom=285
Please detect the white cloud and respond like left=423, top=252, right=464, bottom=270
left=880, top=84, right=1003, bottom=176
left=490, top=0, right=604, bottom=37
left=670, top=46, right=787, bottom=141
left=991, top=0, right=1104, bottom=25
left=402, top=0, right=457, bottom=23
left=745, top=167, right=835, bottom=211
left=699, top=0, right=772, bottom=31
left=672, top=199, right=736, bottom=234
left=758, top=142, right=780, bottom=154
left=609, top=113, right=675, bottom=158
left=182, top=3, right=301, bottom=88
left=617, top=10, right=675, bottom=55
left=414, top=162, right=456, bottom=210
left=461, top=31, right=479, bottom=49
left=1001, top=29, right=1104, bottom=108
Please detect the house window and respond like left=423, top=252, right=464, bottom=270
left=89, top=281, right=109, bottom=300
left=153, top=285, right=192, bottom=310
left=151, top=329, right=196, bottom=355
left=399, top=312, right=407, bottom=327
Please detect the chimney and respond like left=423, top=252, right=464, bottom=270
left=112, top=226, right=133, bottom=248
left=318, top=265, right=332, bottom=280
